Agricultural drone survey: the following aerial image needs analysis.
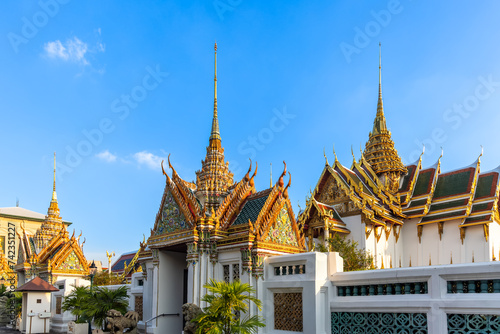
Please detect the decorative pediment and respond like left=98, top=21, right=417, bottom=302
left=264, top=205, right=298, bottom=247
left=155, top=190, right=190, bottom=235
left=316, top=172, right=349, bottom=205
left=57, top=250, right=83, bottom=271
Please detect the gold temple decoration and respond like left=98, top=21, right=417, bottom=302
left=460, top=227, right=466, bottom=244
left=363, top=43, right=407, bottom=193
left=483, top=224, right=489, bottom=242
left=393, top=225, right=401, bottom=243
left=381, top=256, right=384, bottom=269
left=195, top=43, right=234, bottom=212
left=493, top=246, right=496, bottom=261
left=437, top=222, right=444, bottom=241
left=106, top=251, right=115, bottom=275
left=417, top=225, right=423, bottom=243
left=33, top=152, right=66, bottom=250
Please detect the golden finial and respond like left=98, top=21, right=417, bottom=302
left=379, top=42, right=382, bottom=100
left=333, top=144, right=338, bottom=162
left=323, top=148, right=329, bottom=166
left=480, top=145, right=483, bottom=158
left=52, top=152, right=57, bottom=201
left=210, top=42, right=221, bottom=143
left=419, top=145, right=425, bottom=161
left=351, top=145, right=356, bottom=163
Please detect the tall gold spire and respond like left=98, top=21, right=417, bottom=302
left=195, top=43, right=234, bottom=212
left=363, top=43, right=407, bottom=192
left=52, top=152, right=57, bottom=201
left=373, top=42, right=387, bottom=134
left=210, top=42, right=221, bottom=147
left=34, top=152, right=66, bottom=250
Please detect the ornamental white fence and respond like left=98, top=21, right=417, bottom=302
left=261, top=252, right=500, bottom=334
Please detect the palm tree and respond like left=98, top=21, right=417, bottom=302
left=194, top=279, right=265, bottom=334
left=84, top=285, right=129, bottom=330
left=62, top=286, right=91, bottom=323
left=62, top=285, right=129, bottom=329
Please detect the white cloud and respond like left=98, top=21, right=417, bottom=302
left=44, top=36, right=104, bottom=66
left=96, top=150, right=117, bottom=163
left=133, top=151, right=165, bottom=170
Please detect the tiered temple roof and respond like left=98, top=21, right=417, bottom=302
left=144, top=45, right=305, bottom=272
left=15, top=154, right=88, bottom=284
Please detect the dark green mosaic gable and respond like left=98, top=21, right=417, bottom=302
left=433, top=169, right=474, bottom=199
left=413, top=170, right=433, bottom=197
left=474, top=174, right=496, bottom=199
left=232, top=192, right=270, bottom=225
left=400, top=165, right=416, bottom=191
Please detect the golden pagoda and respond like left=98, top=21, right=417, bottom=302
left=15, top=153, right=89, bottom=285
left=363, top=44, right=407, bottom=193
left=195, top=43, right=234, bottom=213
left=33, top=153, right=66, bottom=250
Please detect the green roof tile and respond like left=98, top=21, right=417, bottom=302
left=400, top=165, right=416, bottom=191
left=421, top=210, right=466, bottom=223
left=413, top=169, right=433, bottom=197
left=232, top=192, right=270, bottom=225
left=474, top=173, right=497, bottom=199
left=464, top=215, right=491, bottom=224
left=434, top=168, right=474, bottom=199
left=429, top=199, right=468, bottom=213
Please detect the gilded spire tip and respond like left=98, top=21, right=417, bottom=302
left=52, top=152, right=57, bottom=201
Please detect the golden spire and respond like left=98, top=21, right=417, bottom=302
left=195, top=43, right=234, bottom=212
left=52, top=152, right=57, bottom=201
left=210, top=42, right=221, bottom=146
left=373, top=42, right=387, bottom=134
left=363, top=43, right=407, bottom=190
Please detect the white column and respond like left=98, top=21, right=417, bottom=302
left=187, top=263, right=194, bottom=304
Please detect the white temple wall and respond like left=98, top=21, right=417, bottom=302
left=156, top=251, right=186, bottom=334
left=400, top=218, right=419, bottom=267
left=50, top=278, right=90, bottom=333
left=488, top=222, right=500, bottom=260
left=420, top=223, right=438, bottom=266
left=441, top=220, right=462, bottom=265
left=463, top=224, right=488, bottom=263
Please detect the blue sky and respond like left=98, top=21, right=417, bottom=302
left=1, top=1, right=500, bottom=265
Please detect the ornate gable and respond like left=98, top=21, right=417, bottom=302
left=155, top=189, right=190, bottom=235
left=57, top=250, right=83, bottom=271
left=264, top=204, right=298, bottom=247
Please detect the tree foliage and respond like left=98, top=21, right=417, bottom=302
left=93, top=271, right=125, bottom=286
left=194, top=279, right=265, bottom=334
left=62, top=286, right=91, bottom=323
left=323, top=234, right=374, bottom=271
left=62, top=285, right=129, bottom=329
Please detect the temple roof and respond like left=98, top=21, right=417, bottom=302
left=16, top=276, right=58, bottom=292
